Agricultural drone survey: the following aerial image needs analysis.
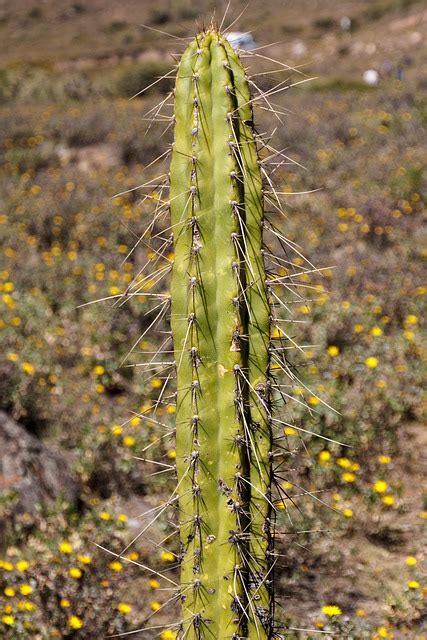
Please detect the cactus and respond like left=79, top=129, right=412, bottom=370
left=106, top=20, right=321, bottom=640
left=169, top=30, right=273, bottom=639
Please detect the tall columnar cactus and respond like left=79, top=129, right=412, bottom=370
left=107, top=21, right=318, bottom=640
left=170, top=30, right=274, bottom=639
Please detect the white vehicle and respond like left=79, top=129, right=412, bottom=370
left=225, top=32, right=256, bottom=50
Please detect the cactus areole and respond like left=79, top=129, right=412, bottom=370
left=170, top=30, right=274, bottom=639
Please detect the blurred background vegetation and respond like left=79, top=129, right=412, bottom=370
left=0, top=0, right=425, bottom=638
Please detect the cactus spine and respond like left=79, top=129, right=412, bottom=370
left=170, top=30, right=274, bottom=639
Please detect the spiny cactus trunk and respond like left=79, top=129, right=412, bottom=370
left=170, top=31, right=273, bottom=639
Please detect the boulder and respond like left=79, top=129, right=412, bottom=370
left=0, top=411, right=79, bottom=514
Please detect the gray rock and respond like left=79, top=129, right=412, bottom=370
left=0, top=411, right=79, bottom=513
left=56, top=142, right=121, bottom=171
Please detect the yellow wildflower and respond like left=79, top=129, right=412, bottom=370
left=60, top=599, right=71, bottom=608
left=382, top=495, right=395, bottom=506
left=365, top=356, right=378, bottom=368
left=337, top=457, right=351, bottom=468
left=118, top=514, right=128, bottom=523
left=370, top=326, right=383, bottom=337
left=4, top=587, right=15, bottom=597
left=17, top=600, right=35, bottom=611
left=406, top=556, right=417, bottom=566
left=307, top=395, right=320, bottom=406
left=318, top=451, right=331, bottom=463
left=117, top=603, right=132, bottom=614
left=93, top=365, right=105, bottom=376
left=284, top=426, right=297, bottom=436
left=321, top=604, right=342, bottom=616
left=405, top=315, right=417, bottom=325
left=99, top=511, right=110, bottom=521
left=373, top=480, right=388, bottom=493
left=297, top=303, right=310, bottom=315
left=68, top=615, right=83, bottom=629
left=407, top=580, right=420, bottom=589
left=342, top=508, right=353, bottom=518
left=16, top=560, right=29, bottom=572
left=59, top=541, right=73, bottom=555
left=327, top=345, right=339, bottom=357
left=160, top=551, right=174, bottom=562
left=21, top=362, right=35, bottom=375
left=1, top=615, right=15, bottom=626
left=109, top=286, right=121, bottom=296
left=353, top=323, right=364, bottom=333
left=109, top=561, right=123, bottom=572
left=69, top=567, right=82, bottom=579
left=111, top=425, right=123, bottom=436
left=378, top=455, right=391, bottom=464
left=161, top=631, right=177, bottom=640
left=77, top=555, right=92, bottom=565
left=342, top=472, right=356, bottom=483
left=130, top=416, right=141, bottom=427
left=19, top=584, right=32, bottom=596
left=2, top=294, right=16, bottom=309
left=151, top=378, right=162, bottom=389
left=150, top=601, right=161, bottom=611
left=123, top=435, right=136, bottom=447
left=149, top=578, right=160, bottom=589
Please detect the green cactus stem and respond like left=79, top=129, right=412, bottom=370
left=170, top=29, right=273, bottom=640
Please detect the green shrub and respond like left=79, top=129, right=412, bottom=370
left=113, top=62, right=172, bottom=98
